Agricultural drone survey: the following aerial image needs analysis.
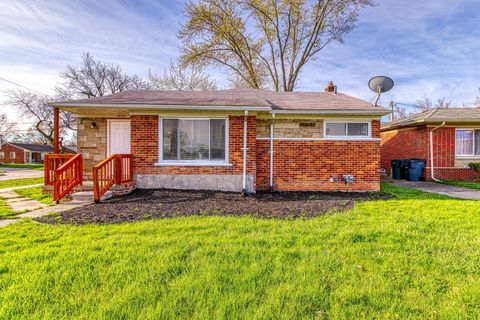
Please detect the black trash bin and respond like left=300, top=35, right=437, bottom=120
left=400, top=160, right=410, bottom=180
left=405, top=159, right=426, bottom=181
left=391, top=160, right=402, bottom=179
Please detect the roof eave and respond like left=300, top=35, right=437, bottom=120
left=271, top=109, right=391, bottom=116
left=49, top=102, right=272, bottom=112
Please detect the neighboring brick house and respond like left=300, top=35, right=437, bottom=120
left=381, top=108, right=480, bottom=181
left=0, top=143, right=76, bottom=164
left=50, top=86, right=390, bottom=193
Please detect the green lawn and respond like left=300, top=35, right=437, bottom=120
left=0, top=177, right=44, bottom=189
left=13, top=186, right=53, bottom=205
left=0, top=163, right=44, bottom=170
left=1, top=183, right=480, bottom=319
left=441, top=180, right=480, bottom=190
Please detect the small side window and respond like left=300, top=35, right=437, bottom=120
left=325, top=122, right=370, bottom=138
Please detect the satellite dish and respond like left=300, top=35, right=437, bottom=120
left=368, top=76, right=394, bottom=106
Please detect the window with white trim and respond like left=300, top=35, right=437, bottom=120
left=0, top=152, right=4, bottom=159
left=161, top=118, right=227, bottom=162
left=455, top=129, right=480, bottom=156
left=10, top=152, right=15, bottom=159
left=325, top=121, right=370, bottom=138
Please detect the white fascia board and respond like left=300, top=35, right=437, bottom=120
left=49, top=103, right=272, bottom=112
left=270, top=109, right=391, bottom=116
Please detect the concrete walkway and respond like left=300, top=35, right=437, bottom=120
left=392, top=180, right=480, bottom=200
left=0, top=167, right=43, bottom=180
left=0, top=200, right=91, bottom=228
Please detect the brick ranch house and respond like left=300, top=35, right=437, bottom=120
left=0, top=142, right=75, bottom=164
left=46, top=85, right=390, bottom=201
left=381, top=108, right=480, bottom=181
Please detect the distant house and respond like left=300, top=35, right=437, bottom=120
left=381, top=108, right=480, bottom=181
left=0, top=143, right=76, bottom=164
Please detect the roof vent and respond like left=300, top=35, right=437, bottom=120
left=324, top=81, right=337, bottom=93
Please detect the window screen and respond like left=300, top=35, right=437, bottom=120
left=162, top=119, right=226, bottom=161
left=325, top=122, right=369, bottom=137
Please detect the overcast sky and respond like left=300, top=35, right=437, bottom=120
left=1, top=0, right=479, bottom=125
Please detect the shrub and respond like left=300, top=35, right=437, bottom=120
left=468, top=162, right=480, bottom=172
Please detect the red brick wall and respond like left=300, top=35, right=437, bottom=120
left=380, top=127, right=428, bottom=175
left=425, top=168, right=480, bottom=181
left=256, top=140, right=380, bottom=191
left=130, top=115, right=256, bottom=181
left=255, top=120, right=382, bottom=192
left=0, top=144, right=25, bottom=163
left=256, top=140, right=270, bottom=190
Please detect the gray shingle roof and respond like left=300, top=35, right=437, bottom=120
left=50, top=88, right=388, bottom=113
left=9, top=143, right=54, bottom=152
left=8, top=143, right=77, bottom=153
left=382, top=108, right=480, bottom=131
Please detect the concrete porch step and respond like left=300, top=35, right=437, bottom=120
left=71, top=190, right=112, bottom=202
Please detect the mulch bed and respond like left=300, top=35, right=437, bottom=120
left=37, top=189, right=391, bottom=225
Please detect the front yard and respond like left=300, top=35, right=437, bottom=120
left=1, top=184, right=480, bottom=319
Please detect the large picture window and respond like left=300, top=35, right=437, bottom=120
left=455, top=129, right=480, bottom=156
left=161, top=118, right=227, bottom=162
left=325, top=121, right=370, bottom=138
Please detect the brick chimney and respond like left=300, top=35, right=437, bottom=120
left=324, top=81, right=336, bottom=93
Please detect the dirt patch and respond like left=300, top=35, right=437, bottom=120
left=37, top=189, right=391, bottom=225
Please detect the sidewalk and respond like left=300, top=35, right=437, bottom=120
left=392, top=180, right=480, bottom=200
left=0, top=200, right=91, bottom=228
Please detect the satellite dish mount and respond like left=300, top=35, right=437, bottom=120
left=368, top=76, right=394, bottom=106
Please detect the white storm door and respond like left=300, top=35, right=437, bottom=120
left=108, top=120, right=131, bottom=156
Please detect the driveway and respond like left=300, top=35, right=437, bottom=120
left=0, top=167, right=43, bottom=181
left=392, top=180, right=480, bottom=200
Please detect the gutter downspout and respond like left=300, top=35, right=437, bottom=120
left=242, top=111, right=248, bottom=194
left=269, top=113, right=275, bottom=192
left=429, top=122, right=446, bottom=182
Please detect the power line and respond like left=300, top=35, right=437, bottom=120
left=0, top=77, right=48, bottom=95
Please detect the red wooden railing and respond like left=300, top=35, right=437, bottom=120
left=53, top=154, right=83, bottom=203
left=93, top=154, right=132, bottom=202
left=44, top=154, right=76, bottom=186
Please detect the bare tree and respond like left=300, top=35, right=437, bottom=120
left=6, top=90, right=76, bottom=151
left=179, top=0, right=374, bottom=91
left=149, top=61, right=217, bottom=91
left=0, top=113, right=17, bottom=142
left=414, top=97, right=451, bottom=111
left=392, top=105, right=408, bottom=120
left=475, top=87, right=480, bottom=108
left=58, top=52, right=149, bottom=99
left=11, top=128, right=50, bottom=145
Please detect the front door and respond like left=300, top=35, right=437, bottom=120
left=108, top=120, right=131, bottom=156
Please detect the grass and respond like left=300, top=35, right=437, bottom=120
left=440, top=180, right=480, bottom=190
left=0, top=177, right=44, bottom=189
left=0, top=163, right=44, bottom=170
left=14, top=186, right=53, bottom=205
left=0, top=198, right=15, bottom=218
left=381, top=181, right=454, bottom=199
left=1, top=183, right=480, bottom=319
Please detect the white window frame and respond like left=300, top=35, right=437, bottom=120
left=455, top=128, right=480, bottom=158
left=0, top=152, right=4, bottom=159
left=157, top=116, right=230, bottom=166
left=10, top=152, right=16, bottom=159
left=323, top=120, right=372, bottom=140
